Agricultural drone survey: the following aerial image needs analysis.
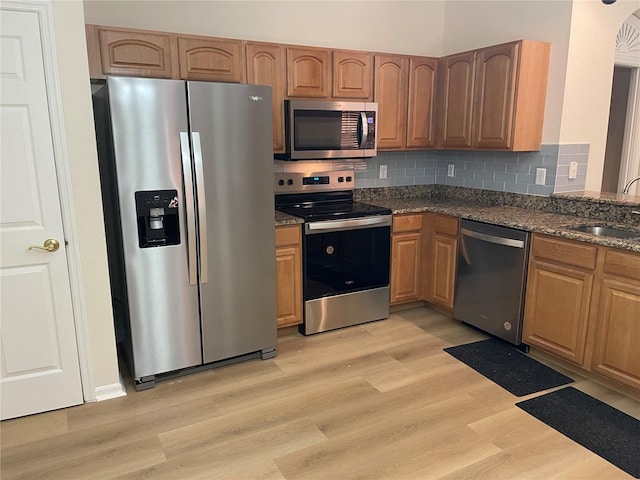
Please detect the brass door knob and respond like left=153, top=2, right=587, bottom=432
left=28, top=238, right=60, bottom=252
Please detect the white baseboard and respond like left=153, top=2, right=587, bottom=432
left=93, top=375, right=127, bottom=402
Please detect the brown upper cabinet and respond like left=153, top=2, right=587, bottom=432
left=407, top=57, right=438, bottom=149
left=438, top=51, right=477, bottom=149
left=245, top=42, right=286, bottom=152
left=87, top=25, right=179, bottom=79
left=374, top=55, right=409, bottom=150
left=177, top=36, right=244, bottom=83
left=86, top=25, right=550, bottom=152
left=374, top=54, right=438, bottom=150
left=439, top=40, right=550, bottom=151
left=332, top=51, right=373, bottom=100
left=286, top=47, right=330, bottom=98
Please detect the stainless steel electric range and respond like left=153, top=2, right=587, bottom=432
left=275, top=170, right=392, bottom=335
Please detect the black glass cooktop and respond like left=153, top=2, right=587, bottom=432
left=278, top=200, right=391, bottom=222
left=276, top=190, right=391, bottom=222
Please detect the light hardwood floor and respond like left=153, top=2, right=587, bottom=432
left=1, top=305, right=638, bottom=479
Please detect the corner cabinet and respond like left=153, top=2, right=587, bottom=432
left=439, top=40, right=550, bottom=151
left=275, top=225, right=303, bottom=328
left=438, top=51, right=476, bottom=149
left=422, top=214, right=459, bottom=310
left=390, top=214, right=423, bottom=304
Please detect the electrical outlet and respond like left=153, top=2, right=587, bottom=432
left=568, top=161, right=578, bottom=179
left=535, top=168, right=546, bottom=185
left=447, top=164, right=455, bottom=177
left=379, top=164, right=387, bottom=179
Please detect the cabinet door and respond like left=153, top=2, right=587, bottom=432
left=438, top=51, right=476, bottom=148
left=472, top=42, right=518, bottom=149
left=333, top=50, right=373, bottom=99
left=97, top=27, right=178, bottom=78
left=246, top=43, right=286, bottom=152
left=275, top=226, right=302, bottom=328
left=591, top=278, right=640, bottom=390
left=523, top=259, right=593, bottom=365
left=177, top=37, right=243, bottom=82
left=275, top=245, right=303, bottom=328
left=287, top=47, right=330, bottom=98
left=429, top=234, right=457, bottom=309
left=374, top=55, right=409, bottom=150
left=407, top=57, right=438, bottom=148
left=391, top=232, right=422, bottom=304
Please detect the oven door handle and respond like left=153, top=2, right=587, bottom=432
left=305, top=215, right=392, bottom=234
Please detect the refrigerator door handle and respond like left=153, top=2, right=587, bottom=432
left=191, top=132, right=208, bottom=284
left=180, top=132, right=198, bottom=286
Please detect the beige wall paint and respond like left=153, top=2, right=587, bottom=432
left=50, top=1, right=120, bottom=393
left=441, top=1, right=573, bottom=148
left=559, top=0, right=639, bottom=190
left=83, top=0, right=446, bottom=55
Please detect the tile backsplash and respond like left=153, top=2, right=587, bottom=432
left=273, top=144, right=589, bottom=196
left=354, top=144, right=589, bottom=196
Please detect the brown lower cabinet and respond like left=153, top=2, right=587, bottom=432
left=275, top=225, right=303, bottom=328
left=523, top=234, right=640, bottom=391
left=390, top=214, right=423, bottom=304
left=390, top=213, right=459, bottom=309
left=422, top=213, right=459, bottom=310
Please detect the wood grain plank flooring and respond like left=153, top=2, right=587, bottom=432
left=1, top=305, right=637, bottom=479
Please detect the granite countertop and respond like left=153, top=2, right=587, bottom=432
left=274, top=186, right=640, bottom=253
left=368, top=197, right=640, bottom=253
left=275, top=210, right=303, bottom=227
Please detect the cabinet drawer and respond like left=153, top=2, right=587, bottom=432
left=392, top=214, right=423, bottom=233
left=531, top=234, right=597, bottom=270
left=433, top=215, right=458, bottom=236
left=603, top=248, right=640, bottom=281
left=275, top=225, right=301, bottom=248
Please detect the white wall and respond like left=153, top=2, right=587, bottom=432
left=50, top=1, right=120, bottom=395
left=83, top=0, right=446, bottom=55
left=559, top=0, right=640, bottom=190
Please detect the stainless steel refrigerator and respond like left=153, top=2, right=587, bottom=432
left=93, top=77, right=276, bottom=390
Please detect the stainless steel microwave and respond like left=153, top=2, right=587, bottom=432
left=275, top=99, right=377, bottom=160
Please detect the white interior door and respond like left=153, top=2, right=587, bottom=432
left=0, top=7, right=83, bottom=420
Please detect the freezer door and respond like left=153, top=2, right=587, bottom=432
left=107, top=77, right=202, bottom=378
left=187, top=82, right=277, bottom=363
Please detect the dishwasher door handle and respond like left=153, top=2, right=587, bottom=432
left=460, top=227, right=526, bottom=248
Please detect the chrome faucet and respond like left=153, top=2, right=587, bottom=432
left=622, top=176, right=640, bottom=194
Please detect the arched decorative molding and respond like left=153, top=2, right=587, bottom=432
left=615, top=13, right=640, bottom=67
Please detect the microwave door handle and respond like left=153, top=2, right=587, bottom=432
left=359, top=112, right=368, bottom=149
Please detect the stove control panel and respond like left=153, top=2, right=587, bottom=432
left=274, top=170, right=355, bottom=194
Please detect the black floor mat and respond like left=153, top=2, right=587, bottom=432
left=517, top=387, right=640, bottom=478
left=444, top=338, right=573, bottom=396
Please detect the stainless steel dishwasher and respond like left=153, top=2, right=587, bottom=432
left=453, top=219, right=530, bottom=345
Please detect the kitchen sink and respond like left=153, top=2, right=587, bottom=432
left=568, top=225, right=640, bottom=239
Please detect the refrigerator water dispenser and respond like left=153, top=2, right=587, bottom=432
left=135, top=190, right=180, bottom=248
